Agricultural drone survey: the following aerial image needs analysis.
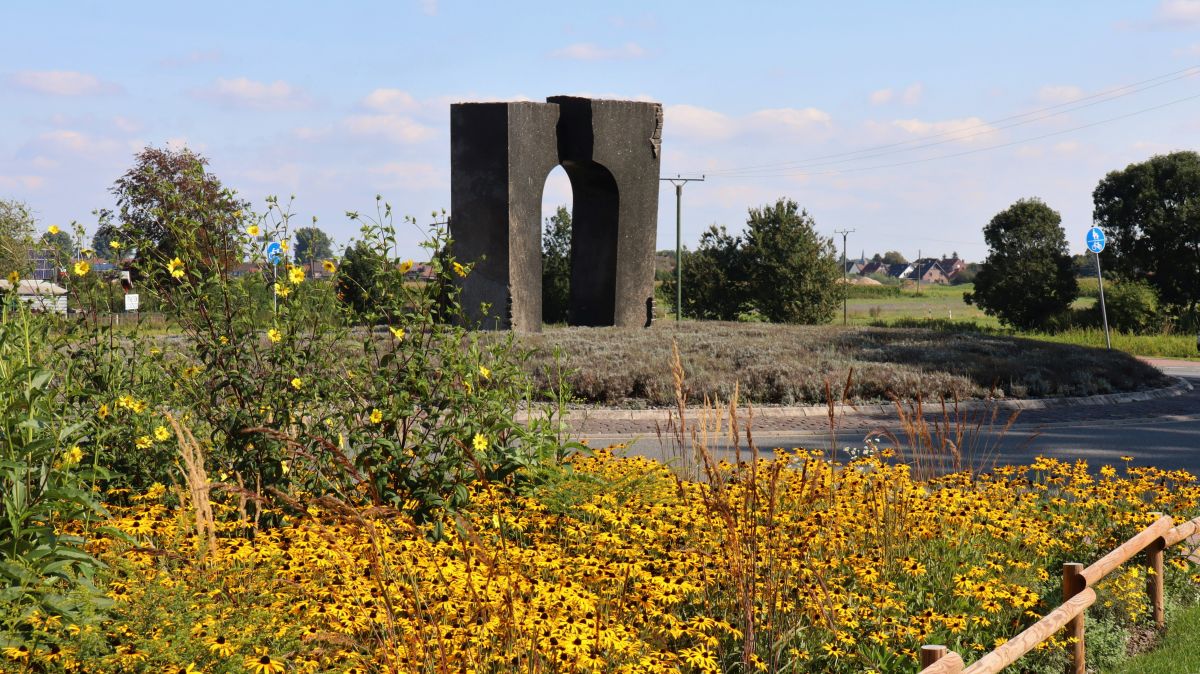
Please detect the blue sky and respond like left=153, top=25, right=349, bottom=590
left=2, top=1, right=1199, bottom=261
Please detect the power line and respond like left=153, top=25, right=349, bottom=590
left=835, top=228, right=855, bottom=325
left=712, top=90, right=1200, bottom=179
left=701, top=65, right=1200, bottom=177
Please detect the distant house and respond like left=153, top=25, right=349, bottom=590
left=859, top=261, right=890, bottom=277
left=229, top=262, right=262, bottom=278
left=404, top=263, right=437, bottom=282
left=939, top=257, right=967, bottom=280
left=1, top=279, right=68, bottom=313
left=844, top=260, right=866, bottom=275
left=886, top=263, right=914, bottom=279
left=909, top=259, right=950, bottom=285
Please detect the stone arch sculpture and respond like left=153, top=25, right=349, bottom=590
left=450, top=96, right=662, bottom=332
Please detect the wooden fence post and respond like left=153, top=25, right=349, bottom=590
left=1063, top=562, right=1086, bottom=674
left=920, top=645, right=948, bottom=668
left=1147, top=535, right=1166, bottom=629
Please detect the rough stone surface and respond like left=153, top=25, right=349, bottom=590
left=450, top=96, right=662, bottom=331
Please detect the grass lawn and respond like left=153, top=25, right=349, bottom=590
left=1105, top=604, right=1200, bottom=673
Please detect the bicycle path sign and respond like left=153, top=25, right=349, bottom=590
left=1086, top=227, right=1106, bottom=254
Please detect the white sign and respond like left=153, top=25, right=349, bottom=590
left=124, top=293, right=140, bottom=312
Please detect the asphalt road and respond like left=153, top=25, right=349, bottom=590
left=577, top=359, right=1200, bottom=474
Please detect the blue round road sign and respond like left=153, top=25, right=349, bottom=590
left=1086, top=227, right=1106, bottom=254
left=266, top=241, right=283, bottom=264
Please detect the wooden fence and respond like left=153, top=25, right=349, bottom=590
left=917, top=512, right=1200, bottom=674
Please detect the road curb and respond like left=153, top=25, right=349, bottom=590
left=538, top=376, right=1193, bottom=424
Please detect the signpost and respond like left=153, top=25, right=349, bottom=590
left=266, top=242, right=283, bottom=314
left=124, top=293, right=139, bottom=312
left=1086, top=226, right=1112, bottom=350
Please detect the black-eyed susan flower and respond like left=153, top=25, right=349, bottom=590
left=322, top=260, right=336, bottom=273
left=73, top=260, right=90, bottom=276
left=399, top=259, right=413, bottom=274
left=245, top=653, right=285, bottom=674
left=6, top=270, right=18, bottom=284
left=288, top=265, right=305, bottom=284
left=206, top=635, right=235, bottom=657
left=154, top=425, right=171, bottom=442
left=473, top=433, right=487, bottom=451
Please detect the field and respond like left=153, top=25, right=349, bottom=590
left=518, top=322, right=1168, bottom=406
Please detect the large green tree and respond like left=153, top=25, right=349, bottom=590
left=741, top=198, right=841, bottom=323
left=666, top=225, right=748, bottom=320
left=1092, top=151, right=1200, bottom=316
left=965, top=198, right=1077, bottom=330
left=336, top=240, right=388, bottom=317
left=39, top=230, right=76, bottom=262
left=98, top=146, right=249, bottom=276
left=541, top=206, right=571, bottom=324
left=294, top=225, right=333, bottom=264
left=0, top=200, right=35, bottom=276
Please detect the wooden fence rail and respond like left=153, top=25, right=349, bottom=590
left=917, top=513, right=1200, bottom=674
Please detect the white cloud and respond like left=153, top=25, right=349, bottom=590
left=0, top=175, right=45, bottom=190
left=343, top=114, right=437, bottom=143
left=550, top=42, right=647, bottom=60
left=664, top=104, right=737, bottom=141
left=419, top=0, right=438, bottom=15
left=362, top=88, right=420, bottom=112
left=1053, top=141, right=1081, bottom=154
left=1037, top=85, right=1084, bottom=104
left=112, top=116, right=142, bottom=134
left=869, top=83, right=921, bottom=106
left=196, top=77, right=310, bottom=110
left=369, top=161, right=445, bottom=190
left=1157, top=0, right=1200, bottom=25
left=9, top=70, right=120, bottom=96
left=747, top=108, right=832, bottom=135
left=890, top=117, right=996, bottom=144
left=901, top=82, right=924, bottom=105
left=869, top=88, right=893, bottom=106
left=34, top=130, right=123, bottom=156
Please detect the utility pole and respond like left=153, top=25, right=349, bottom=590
left=917, top=248, right=922, bottom=295
left=660, top=175, right=705, bottom=321
left=835, top=229, right=855, bottom=325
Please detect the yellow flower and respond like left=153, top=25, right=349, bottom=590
left=245, top=653, right=285, bottom=674
left=167, top=257, right=185, bottom=279
left=2, top=645, right=30, bottom=661
left=97, top=403, right=110, bottom=419
left=370, top=409, right=383, bottom=424
left=479, top=365, right=491, bottom=379
left=280, top=239, right=289, bottom=252
left=267, top=328, right=282, bottom=343
left=389, top=326, right=405, bottom=341
left=135, top=435, right=153, bottom=449
left=206, top=635, right=235, bottom=657
left=73, top=260, right=90, bottom=276
left=322, top=259, right=336, bottom=273
left=290, top=377, right=303, bottom=390
left=288, top=265, right=305, bottom=284
left=400, top=259, right=414, bottom=274
left=247, top=224, right=261, bottom=237
left=472, top=433, right=487, bottom=451
left=6, top=271, right=18, bottom=284
left=453, top=261, right=467, bottom=277
left=63, top=445, right=83, bottom=466
left=109, top=240, right=123, bottom=250
left=274, top=282, right=291, bottom=297
left=47, top=225, right=60, bottom=235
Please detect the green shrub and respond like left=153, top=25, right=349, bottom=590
left=1104, top=280, right=1161, bottom=334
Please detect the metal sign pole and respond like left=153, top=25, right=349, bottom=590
left=1095, top=250, right=1111, bottom=349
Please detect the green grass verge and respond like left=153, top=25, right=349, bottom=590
left=1104, top=604, right=1200, bottom=674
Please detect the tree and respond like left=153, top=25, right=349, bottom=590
left=91, top=225, right=125, bottom=261
left=100, top=146, right=249, bottom=276
left=541, top=206, right=571, bottom=324
left=965, top=198, right=1077, bottom=330
left=665, top=225, right=748, bottom=320
left=294, top=225, right=333, bottom=264
left=881, top=250, right=908, bottom=265
left=336, top=240, right=387, bottom=317
left=40, top=230, right=75, bottom=261
left=741, top=198, right=841, bottom=323
left=0, top=200, right=35, bottom=276
left=1093, top=151, right=1200, bottom=317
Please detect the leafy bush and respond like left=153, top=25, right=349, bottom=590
left=1105, top=280, right=1162, bottom=334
